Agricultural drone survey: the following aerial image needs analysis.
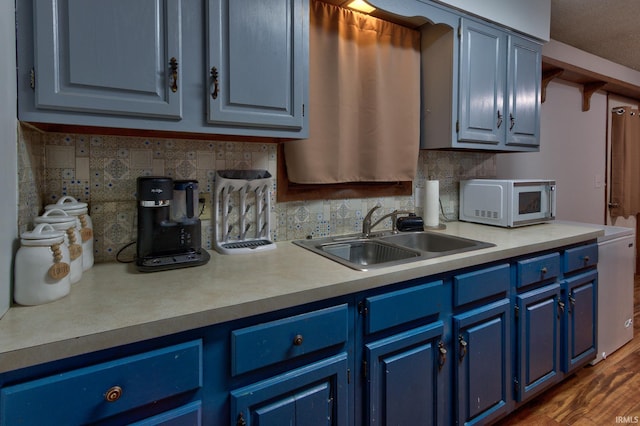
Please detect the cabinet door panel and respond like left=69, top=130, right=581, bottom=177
left=506, top=35, right=541, bottom=147
left=516, top=284, right=561, bottom=402
left=231, top=353, right=348, bottom=426
left=254, top=383, right=330, bottom=426
left=454, top=299, right=510, bottom=425
left=365, top=322, right=445, bottom=426
left=564, top=271, right=597, bottom=372
left=207, top=0, right=305, bottom=129
left=33, top=0, right=182, bottom=118
left=458, top=19, right=506, bottom=145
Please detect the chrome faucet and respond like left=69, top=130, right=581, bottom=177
left=362, top=204, right=413, bottom=237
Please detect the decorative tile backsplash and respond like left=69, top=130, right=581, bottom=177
left=17, top=123, right=496, bottom=263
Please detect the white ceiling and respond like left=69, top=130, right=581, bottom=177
left=550, top=0, right=640, bottom=71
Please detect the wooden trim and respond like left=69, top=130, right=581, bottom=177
left=22, top=121, right=287, bottom=143
left=276, top=144, right=413, bottom=202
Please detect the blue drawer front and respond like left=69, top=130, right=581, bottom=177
left=453, top=263, right=510, bottom=307
left=130, top=401, right=202, bottom=426
left=516, top=252, right=560, bottom=288
left=365, top=280, right=443, bottom=334
left=563, top=243, right=598, bottom=274
left=0, top=340, right=202, bottom=426
left=232, top=304, right=348, bottom=376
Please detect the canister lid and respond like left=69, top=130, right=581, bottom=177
left=34, top=208, right=77, bottom=227
left=21, top=223, right=65, bottom=245
left=44, top=196, right=88, bottom=213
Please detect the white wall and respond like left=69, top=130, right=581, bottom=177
left=496, top=79, right=607, bottom=224
left=0, top=0, right=18, bottom=317
left=434, top=0, right=550, bottom=41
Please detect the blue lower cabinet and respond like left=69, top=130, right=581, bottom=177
left=454, top=299, right=511, bottom=425
left=563, top=270, right=598, bottom=373
left=365, top=321, right=446, bottom=425
left=230, top=353, right=349, bottom=426
left=515, top=283, right=562, bottom=402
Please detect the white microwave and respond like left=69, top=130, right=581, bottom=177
left=459, top=179, right=556, bottom=227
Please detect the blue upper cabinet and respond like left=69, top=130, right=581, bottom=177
left=458, top=18, right=541, bottom=151
left=207, top=0, right=307, bottom=131
left=32, top=0, right=182, bottom=119
left=16, top=0, right=309, bottom=139
left=506, top=35, right=542, bottom=148
left=458, top=20, right=506, bottom=146
left=421, top=14, right=541, bottom=151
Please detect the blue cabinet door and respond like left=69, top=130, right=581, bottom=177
left=207, top=0, right=307, bottom=130
left=563, top=270, right=598, bottom=372
left=506, top=35, right=541, bottom=148
left=516, top=283, right=561, bottom=402
left=458, top=18, right=506, bottom=146
left=454, top=299, right=511, bottom=425
left=365, top=322, right=446, bottom=426
left=32, top=0, right=182, bottom=118
left=230, top=353, right=348, bottom=426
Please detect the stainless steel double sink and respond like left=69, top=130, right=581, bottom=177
left=293, top=231, right=495, bottom=271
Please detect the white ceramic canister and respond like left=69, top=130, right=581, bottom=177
left=34, top=209, right=83, bottom=284
left=14, top=223, right=72, bottom=306
left=45, top=196, right=94, bottom=270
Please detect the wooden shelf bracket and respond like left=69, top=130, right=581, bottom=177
left=582, top=81, right=607, bottom=111
left=541, top=68, right=564, bottom=103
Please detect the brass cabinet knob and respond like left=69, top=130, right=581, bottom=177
left=293, top=334, right=304, bottom=346
left=541, top=267, right=548, bottom=274
left=104, top=385, right=122, bottom=402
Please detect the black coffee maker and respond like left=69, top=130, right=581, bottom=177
left=136, top=177, right=210, bottom=272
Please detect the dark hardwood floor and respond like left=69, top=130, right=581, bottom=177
left=494, top=275, right=640, bottom=425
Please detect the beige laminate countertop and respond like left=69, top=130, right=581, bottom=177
left=0, top=221, right=603, bottom=373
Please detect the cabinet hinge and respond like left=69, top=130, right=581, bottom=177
left=302, top=103, right=305, bottom=117
left=457, top=25, right=461, bottom=38
left=357, top=301, right=368, bottom=316
left=347, top=368, right=351, bottom=384
left=514, top=305, right=520, bottom=320
left=30, top=68, right=35, bottom=90
left=456, top=120, right=459, bottom=133
left=362, top=360, right=368, bottom=379
left=513, top=377, right=519, bottom=396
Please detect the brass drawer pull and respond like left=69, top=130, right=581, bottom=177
left=104, top=385, right=122, bottom=402
left=541, top=267, right=548, bottom=274
left=293, top=334, right=304, bottom=346
left=583, top=255, right=590, bottom=263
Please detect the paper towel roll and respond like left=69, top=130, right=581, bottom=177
left=424, top=180, right=440, bottom=227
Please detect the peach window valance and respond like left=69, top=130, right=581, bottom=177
left=283, top=0, right=421, bottom=184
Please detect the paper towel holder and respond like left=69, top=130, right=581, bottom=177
left=423, top=177, right=446, bottom=230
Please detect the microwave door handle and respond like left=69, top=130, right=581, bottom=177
left=548, top=185, right=556, bottom=218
